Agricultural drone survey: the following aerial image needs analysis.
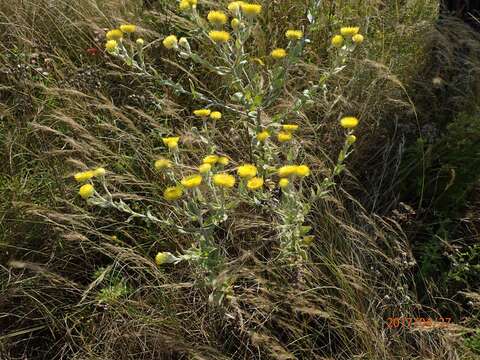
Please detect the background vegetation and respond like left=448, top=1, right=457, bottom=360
left=0, top=0, right=479, bottom=358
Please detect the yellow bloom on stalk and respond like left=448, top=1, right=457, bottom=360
left=237, top=164, right=257, bottom=178
left=231, top=18, right=240, bottom=29
left=155, top=158, right=171, bottom=170
left=340, top=116, right=359, bottom=129
left=181, top=174, right=202, bottom=188
left=278, top=165, right=297, bottom=178
left=155, top=252, right=170, bottom=265
left=218, top=156, right=229, bottom=165
left=247, top=177, right=263, bottom=190
left=188, top=0, right=197, bottom=6
left=162, top=136, right=180, bottom=149
left=346, top=134, right=357, bottom=144
left=213, top=173, right=236, bottom=188
left=136, top=38, right=145, bottom=46
left=163, top=35, right=178, bottom=49
left=74, top=170, right=95, bottom=182
left=228, top=1, right=244, bottom=12
left=340, top=26, right=360, bottom=36
left=198, top=163, right=212, bottom=174
left=279, top=178, right=289, bottom=188
left=120, top=24, right=136, bottom=33
left=256, top=130, right=270, bottom=141
left=105, top=40, right=118, bottom=53
left=331, top=35, right=344, bottom=48
left=209, top=30, right=230, bottom=43
left=203, top=155, right=219, bottom=165
left=163, top=186, right=183, bottom=201
left=285, top=30, right=303, bottom=40
left=295, top=165, right=310, bottom=177
left=282, top=124, right=299, bottom=132
left=79, top=184, right=94, bottom=199
left=93, top=167, right=106, bottom=176
left=241, top=3, right=262, bottom=16
left=352, top=34, right=364, bottom=44
left=208, top=10, right=228, bottom=25
left=179, top=0, right=190, bottom=11
left=210, top=111, right=222, bottom=120
left=106, top=29, right=123, bottom=41
left=271, top=48, right=287, bottom=59
left=277, top=131, right=292, bottom=142
left=193, top=109, right=211, bottom=117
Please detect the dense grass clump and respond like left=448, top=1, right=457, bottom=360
left=0, top=0, right=479, bottom=359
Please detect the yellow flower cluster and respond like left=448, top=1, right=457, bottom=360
left=120, top=24, right=136, bottom=33
left=193, top=109, right=222, bottom=120
left=271, top=48, right=287, bottom=59
left=237, top=164, right=257, bottom=178
left=332, top=27, right=364, bottom=47
left=213, top=173, right=236, bottom=188
left=163, top=35, right=178, bottom=49
left=209, top=30, right=230, bottom=43
left=155, top=158, right=171, bottom=170
left=207, top=10, right=228, bottom=25
left=277, top=165, right=310, bottom=178
left=241, top=3, right=262, bottom=16
left=162, top=136, right=180, bottom=150
left=74, top=167, right=106, bottom=182
left=340, top=116, right=359, bottom=129
left=179, top=0, right=197, bottom=11
left=285, top=30, right=303, bottom=40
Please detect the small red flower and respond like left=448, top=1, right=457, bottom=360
left=86, top=47, right=99, bottom=56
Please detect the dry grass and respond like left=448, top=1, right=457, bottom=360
left=0, top=0, right=477, bottom=359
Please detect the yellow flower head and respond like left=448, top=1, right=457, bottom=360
left=228, top=1, right=245, bottom=12
left=188, top=0, right=197, bottom=6
left=218, top=156, right=229, bottom=165
left=193, top=109, right=211, bottom=117
left=106, top=29, right=123, bottom=41
left=155, top=158, right=171, bottom=170
left=237, top=164, right=257, bottom=178
left=331, top=35, right=344, bottom=48
left=285, top=30, right=303, bottom=40
left=241, top=3, right=262, bottom=16
left=79, top=184, right=94, bottom=199
left=162, top=136, right=180, bottom=149
left=340, top=26, right=360, bottom=36
left=247, top=177, right=263, bottom=190
left=93, top=167, right=106, bottom=176
left=209, top=30, right=230, bottom=43
left=231, top=18, right=240, bottom=29
left=277, top=131, right=292, bottom=142
left=282, top=124, right=299, bottom=132
left=346, top=134, right=357, bottom=144
left=279, top=178, right=290, bottom=188
left=340, top=116, right=359, bottom=129
left=179, top=0, right=190, bottom=10
left=136, top=38, right=145, bottom=46
left=271, top=48, right=287, bottom=59
left=278, top=165, right=297, bottom=178
left=120, top=24, right=136, bottom=33
left=256, top=130, right=270, bottom=141
left=210, top=111, right=222, bottom=120
left=208, top=10, right=228, bottom=25
left=163, top=35, right=178, bottom=49
left=105, top=40, right=118, bottom=53
left=295, top=165, right=310, bottom=177
left=74, top=170, right=95, bottom=182
left=203, top=155, right=219, bottom=165
left=213, top=173, right=236, bottom=188
left=155, top=252, right=170, bottom=265
left=181, top=174, right=202, bottom=188
left=352, top=34, right=364, bottom=44
left=163, top=186, right=183, bottom=201
left=198, top=163, right=212, bottom=174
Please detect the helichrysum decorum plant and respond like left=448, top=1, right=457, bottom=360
left=83, top=7, right=366, bottom=302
